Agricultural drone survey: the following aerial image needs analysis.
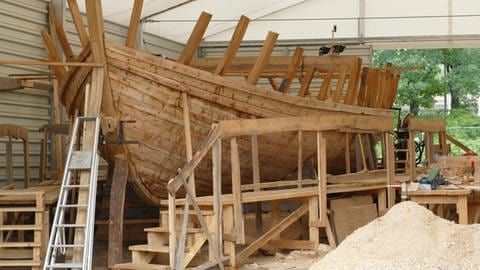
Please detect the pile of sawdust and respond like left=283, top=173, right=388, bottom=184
left=310, top=201, right=480, bottom=270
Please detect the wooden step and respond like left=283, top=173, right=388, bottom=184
left=0, top=207, right=42, bottom=212
left=160, top=210, right=214, bottom=216
left=0, top=225, right=42, bottom=231
left=114, top=262, right=170, bottom=270
left=130, top=244, right=190, bottom=253
left=144, top=227, right=203, bottom=234
left=0, top=242, right=40, bottom=248
left=0, top=260, right=41, bottom=267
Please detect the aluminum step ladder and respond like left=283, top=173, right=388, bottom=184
left=43, top=116, right=101, bottom=270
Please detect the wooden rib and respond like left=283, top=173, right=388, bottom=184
left=178, top=11, right=212, bottom=65
left=268, top=78, right=278, bottom=90
left=365, top=68, right=378, bottom=107
left=214, top=15, right=250, bottom=75
left=386, top=73, right=400, bottom=108
left=317, top=69, right=333, bottom=101
left=67, top=0, right=89, bottom=47
left=379, top=63, right=393, bottom=108
left=40, top=29, right=66, bottom=81
left=298, top=66, right=315, bottom=97
left=54, top=20, right=75, bottom=61
left=280, top=47, right=304, bottom=93
left=125, top=0, right=144, bottom=48
left=356, top=67, right=369, bottom=106
left=344, top=57, right=362, bottom=105
left=246, top=31, right=279, bottom=85
left=332, top=65, right=348, bottom=103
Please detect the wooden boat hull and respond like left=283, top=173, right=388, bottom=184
left=59, top=41, right=392, bottom=205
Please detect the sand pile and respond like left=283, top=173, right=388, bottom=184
left=310, top=201, right=480, bottom=270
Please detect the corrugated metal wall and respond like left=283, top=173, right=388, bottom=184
left=198, top=42, right=372, bottom=95
left=0, top=1, right=183, bottom=187
left=0, top=0, right=50, bottom=185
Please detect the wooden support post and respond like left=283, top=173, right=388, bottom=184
left=212, top=139, right=223, bottom=261
left=356, top=133, right=368, bottom=171
left=168, top=193, right=176, bottom=268
left=182, top=92, right=196, bottom=197
left=247, top=31, right=279, bottom=85
left=308, top=196, right=319, bottom=247
left=385, top=133, right=395, bottom=208
left=23, top=134, right=30, bottom=188
left=67, top=0, right=89, bottom=47
left=408, top=130, right=416, bottom=180
left=230, top=137, right=245, bottom=244
left=317, top=132, right=327, bottom=226
left=364, top=134, right=377, bottom=170
left=6, top=137, right=13, bottom=185
left=54, top=20, right=75, bottom=61
left=251, top=132, right=263, bottom=237
left=344, top=133, right=351, bottom=174
left=215, top=15, right=250, bottom=75
left=440, top=131, right=448, bottom=155
left=178, top=11, right=212, bottom=65
left=41, top=29, right=67, bottom=81
left=297, top=131, right=303, bottom=185
left=280, top=47, right=304, bottom=93
left=52, top=80, right=63, bottom=179
left=223, top=205, right=236, bottom=267
left=108, top=155, right=128, bottom=268
left=271, top=200, right=280, bottom=240
left=424, top=132, right=434, bottom=166
left=125, top=0, right=144, bottom=48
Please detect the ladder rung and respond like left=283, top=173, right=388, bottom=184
left=64, top=184, right=90, bottom=188
left=45, top=263, right=83, bottom=268
left=55, top=224, right=86, bottom=228
left=51, top=244, right=84, bottom=248
left=58, top=204, right=88, bottom=208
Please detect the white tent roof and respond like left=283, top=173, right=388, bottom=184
left=76, top=0, right=480, bottom=48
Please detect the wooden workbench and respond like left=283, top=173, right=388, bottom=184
left=406, top=188, right=472, bottom=224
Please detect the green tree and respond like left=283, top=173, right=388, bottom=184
left=373, top=48, right=480, bottom=114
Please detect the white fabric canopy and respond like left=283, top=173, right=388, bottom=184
left=76, top=0, right=480, bottom=48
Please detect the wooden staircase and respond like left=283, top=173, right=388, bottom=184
left=114, top=209, right=215, bottom=270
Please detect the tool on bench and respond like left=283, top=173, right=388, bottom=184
left=418, top=164, right=449, bottom=190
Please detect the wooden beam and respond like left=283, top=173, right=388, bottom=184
left=67, top=0, right=89, bottom=47
left=230, top=137, right=245, bottom=244
left=0, top=60, right=102, bottom=67
left=218, top=115, right=394, bottom=138
left=317, top=69, right=333, bottom=101
left=297, top=66, right=315, bottom=97
left=268, top=78, right=278, bottom=90
left=344, top=133, right=351, bottom=174
left=54, top=20, right=75, bottom=61
left=356, top=67, right=369, bottom=106
left=344, top=57, right=362, bottom=105
left=178, top=11, right=212, bottom=65
left=211, top=139, right=223, bottom=264
left=108, top=155, right=128, bottom=268
left=332, top=65, right=348, bottom=103
left=408, top=118, right=446, bottom=132
left=236, top=203, right=309, bottom=264
left=446, top=134, right=475, bottom=154
left=297, top=131, right=303, bottom=182
left=125, top=0, right=144, bottom=48
left=385, top=133, right=395, bottom=208
left=280, top=47, right=304, bottom=93
left=40, top=29, right=67, bottom=81
left=251, top=127, right=263, bottom=237
left=317, top=133, right=327, bottom=226
left=181, top=93, right=196, bottom=197
left=215, top=15, right=250, bottom=75
left=247, top=31, right=279, bottom=85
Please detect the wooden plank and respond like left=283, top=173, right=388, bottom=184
left=223, top=205, right=236, bottom=267
left=230, top=137, right=245, bottom=244
left=67, top=0, right=89, bottom=47
left=297, top=66, right=315, bottom=97
left=269, top=240, right=316, bottom=250
left=217, top=115, right=393, bottom=138
left=407, top=118, right=446, bottom=133
left=332, top=204, right=377, bottom=243
left=0, top=60, right=102, bottom=67
left=344, top=57, right=362, bottom=105
left=168, top=194, right=176, bottom=268
left=332, top=65, right=348, bottom=103
left=178, top=12, right=212, bottom=65
left=344, top=133, right=351, bottom=174
left=356, top=67, right=369, bottom=106
left=215, top=15, right=250, bottom=75
left=54, top=19, right=75, bottom=61
left=236, top=203, right=308, bottom=264
left=297, top=131, right=303, bottom=182
left=108, top=155, right=129, bottom=268
left=182, top=93, right=196, bottom=197
left=308, top=196, right=319, bottom=247
left=125, top=0, right=144, bottom=48
left=385, top=133, right=395, bottom=207
left=356, top=134, right=368, bottom=171
left=52, top=80, right=63, bottom=179
left=211, top=139, right=224, bottom=267
left=317, top=133, right=327, bottom=226
left=280, top=47, right=304, bottom=93
left=246, top=31, right=279, bottom=85
left=251, top=128, right=263, bottom=238
left=40, top=29, right=67, bottom=81
left=317, top=69, right=333, bottom=101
